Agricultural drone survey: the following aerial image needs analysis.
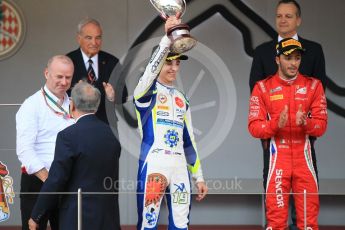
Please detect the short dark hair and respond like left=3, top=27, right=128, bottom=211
left=277, top=0, right=301, bottom=17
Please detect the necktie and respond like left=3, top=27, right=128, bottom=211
left=87, top=59, right=96, bottom=84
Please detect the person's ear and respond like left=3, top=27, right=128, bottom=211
left=297, top=16, right=302, bottom=28
left=275, top=56, right=280, bottom=66
left=70, top=100, right=75, bottom=112
left=76, top=33, right=81, bottom=45
left=44, top=68, right=49, bottom=80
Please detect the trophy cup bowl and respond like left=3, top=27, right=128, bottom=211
left=150, top=0, right=197, bottom=53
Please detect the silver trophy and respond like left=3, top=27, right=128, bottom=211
left=150, top=0, right=197, bottom=54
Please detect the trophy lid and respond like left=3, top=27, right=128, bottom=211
left=150, top=0, right=186, bottom=19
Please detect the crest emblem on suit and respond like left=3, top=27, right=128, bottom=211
left=145, top=173, right=167, bottom=207
left=158, top=93, right=167, bottom=104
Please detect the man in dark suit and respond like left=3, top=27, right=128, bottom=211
left=67, top=18, right=128, bottom=125
left=250, top=0, right=326, bottom=91
left=28, top=82, right=121, bottom=230
left=249, top=1, right=326, bottom=229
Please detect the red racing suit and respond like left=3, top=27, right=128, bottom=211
left=248, top=73, right=327, bottom=230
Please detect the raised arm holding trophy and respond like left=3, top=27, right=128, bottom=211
left=134, top=5, right=207, bottom=229
left=150, top=0, right=197, bottom=53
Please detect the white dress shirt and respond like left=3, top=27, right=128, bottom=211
left=278, top=33, right=299, bottom=42
left=16, top=86, right=75, bottom=174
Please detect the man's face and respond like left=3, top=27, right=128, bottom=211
left=77, top=23, right=102, bottom=57
left=45, top=60, right=74, bottom=99
left=276, top=51, right=301, bottom=80
left=158, top=60, right=181, bottom=85
left=276, top=3, right=301, bottom=38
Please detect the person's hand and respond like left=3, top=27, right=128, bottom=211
left=28, top=218, right=38, bottom=230
left=103, top=82, right=115, bottom=102
left=34, top=168, right=48, bottom=182
left=195, top=181, right=208, bottom=201
left=296, top=104, right=307, bottom=126
left=165, top=15, right=182, bottom=33
left=278, top=105, right=288, bottom=128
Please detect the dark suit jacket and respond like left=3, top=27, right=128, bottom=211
left=31, top=115, right=121, bottom=230
left=249, top=36, right=326, bottom=92
left=67, top=49, right=128, bottom=125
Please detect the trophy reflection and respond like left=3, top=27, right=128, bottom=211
left=150, top=0, right=197, bottom=54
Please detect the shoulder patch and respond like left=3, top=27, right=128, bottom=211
left=175, top=89, right=189, bottom=105
left=311, top=79, right=318, bottom=90
left=303, top=75, right=319, bottom=91
left=259, top=81, right=266, bottom=93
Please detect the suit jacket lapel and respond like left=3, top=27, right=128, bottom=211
left=98, top=52, right=106, bottom=83
left=298, top=36, right=305, bottom=45
left=77, top=49, right=88, bottom=79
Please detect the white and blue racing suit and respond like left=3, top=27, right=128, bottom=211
left=134, top=36, right=204, bottom=230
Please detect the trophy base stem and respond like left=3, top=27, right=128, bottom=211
left=168, top=24, right=197, bottom=54
left=171, top=36, right=197, bottom=54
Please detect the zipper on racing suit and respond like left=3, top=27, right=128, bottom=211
left=170, top=87, right=175, bottom=154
